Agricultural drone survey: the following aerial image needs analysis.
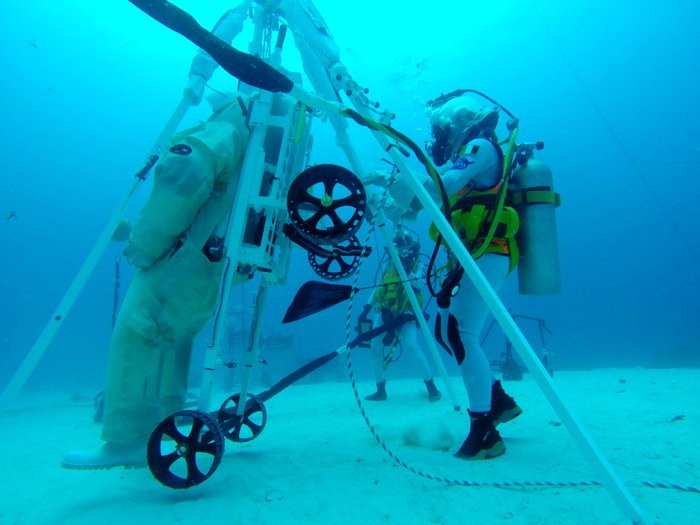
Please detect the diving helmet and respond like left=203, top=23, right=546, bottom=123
left=427, top=94, right=499, bottom=166
left=393, top=226, right=420, bottom=263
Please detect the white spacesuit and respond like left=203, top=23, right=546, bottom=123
left=427, top=93, right=523, bottom=460
left=365, top=93, right=525, bottom=460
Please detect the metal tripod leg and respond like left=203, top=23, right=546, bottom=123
left=0, top=93, right=194, bottom=406
left=233, top=281, right=269, bottom=418
left=0, top=5, right=251, bottom=405
left=373, top=209, right=461, bottom=410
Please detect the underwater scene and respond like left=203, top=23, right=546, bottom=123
left=1, top=0, right=698, bottom=523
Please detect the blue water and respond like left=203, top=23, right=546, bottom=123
left=1, top=0, right=699, bottom=395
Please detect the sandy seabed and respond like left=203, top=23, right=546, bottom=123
left=1, top=367, right=698, bottom=525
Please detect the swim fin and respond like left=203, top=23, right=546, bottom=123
left=282, top=281, right=354, bottom=323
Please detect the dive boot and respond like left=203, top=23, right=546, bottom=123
left=491, top=379, right=523, bottom=426
left=454, top=410, right=505, bottom=460
left=62, top=441, right=147, bottom=470
left=424, top=378, right=442, bottom=402
left=365, top=380, right=387, bottom=401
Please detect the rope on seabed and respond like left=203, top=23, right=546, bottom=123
left=343, top=373, right=700, bottom=494
left=344, top=352, right=603, bottom=490
left=338, top=178, right=603, bottom=489
left=640, top=481, right=699, bottom=493
left=339, top=182, right=699, bottom=494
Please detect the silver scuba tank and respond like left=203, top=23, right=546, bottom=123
left=509, top=158, right=561, bottom=294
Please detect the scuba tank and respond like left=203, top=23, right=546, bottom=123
left=509, top=155, right=561, bottom=294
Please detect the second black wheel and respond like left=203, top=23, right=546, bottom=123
left=307, top=235, right=363, bottom=280
left=217, top=393, right=267, bottom=443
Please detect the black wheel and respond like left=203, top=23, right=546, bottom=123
left=217, top=393, right=267, bottom=443
left=147, top=410, right=224, bottom=489
left=287, top=164, right=366, bottom=244
left=308, top=235, right=363, bottom=280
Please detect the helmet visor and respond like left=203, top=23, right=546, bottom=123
left=429, top=123, right=452, bottom=166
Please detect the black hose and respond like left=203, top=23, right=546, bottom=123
left=128, top=0, right=294, bottom=93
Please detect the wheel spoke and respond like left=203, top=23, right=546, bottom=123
left=185, top=451, right=206, bottom=483
left=305, top=209, right=327, bottom=230
left=335, top=257, right=352, bottom=273
left=316, top=256, right=333, bottom=273
left=154, top=449, right=178, bottom=470
left=219, top=415, right=241, bottom=434
left=160, top=417, right=187, bottom=443
left=195, top=439, right=219, bottom=456
left=298, top=193, right=321, bottom=207
left=322, top=179, right=337, bottom=195
left=333, top=195, right=361, bottom=207
left=187, top=417, right=205, bottom=444
left=243, top=421, right=263, bottom=435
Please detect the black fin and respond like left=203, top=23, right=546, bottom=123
left=282, top=281, right=353, bottom=323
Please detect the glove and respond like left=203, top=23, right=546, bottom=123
left=360, top=169, right=392, bottom=187
left=123, top=242, right=158, bottom=270
left=359, top=303, right=373, bottom=323
left=111, top=219, right=132, bottom=242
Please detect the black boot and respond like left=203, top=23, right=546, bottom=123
left=424, top=379, right=442, bottom=402
left=454, top=410, right=505, bottom=460
left=365, top=380, right=387, bottom=401
left=491, top=379, right=523, bottom=426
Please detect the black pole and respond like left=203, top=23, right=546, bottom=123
left=128, top=0, right=294, bottom=93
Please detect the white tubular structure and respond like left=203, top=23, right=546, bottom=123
left=195, top=15, right=316, bottom=411
left=3, top=2, right=646, bottom=520
left=276, top=4, right=460, bottom=408
left=269, top=5, right=645, bottom=521
left=314, top=63, right=644, bottom=522
left=185, top=2, right=252, bottom=104
left=0, top=91, right=198, bottom=407
left=0, top=5, right=254, bottom=406
left=373, top=209, right=462, bottom=410
left=231, top=281, right=269, bottom=417
left=402, top=162, right=644, bottom=525
left=197, top=83, right=312, bottom=412
left=170, top=2, right=650, bottom=520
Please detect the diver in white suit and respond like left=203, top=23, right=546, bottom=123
left=427, top=93, right=523, bottom=460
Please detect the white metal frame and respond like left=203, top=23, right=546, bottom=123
left=2, top=1, right=645, bottom=522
